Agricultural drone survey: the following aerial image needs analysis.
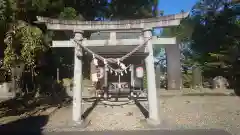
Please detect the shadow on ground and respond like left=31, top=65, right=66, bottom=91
left=0, top=116, right=233, bottom=135
left=134, top=100, right=149, bottom=118
left=82, top=99, right=99, bottom=120
left=0, top=77, right=73, bottom=119
left=0, top=100, right=234, bottom=135
left=0, top=95, right=72, bottom=119
left=64, top=129, right=232, bottom=135
left=0, top=115, right=49, bottom=135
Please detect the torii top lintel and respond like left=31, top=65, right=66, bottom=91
left=36, top=12, right=189, bottom=31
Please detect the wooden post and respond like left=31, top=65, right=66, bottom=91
left=130, top=65, right=135, bottom=88
left=166, top=44, right=181, bottom=90
left=192, top=65, right=202, bottom=89
left=143, top=28, right=160, bottom=124
left=72, top=31, right=84, bottom=123
left=57, top=68, right=59, bottom=82
left=104, top=65, right=108, bottom=86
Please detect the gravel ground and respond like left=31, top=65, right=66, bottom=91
left=156, top=96, right=240, bottom=135
left=85, top=103, right=145, bottom=131
left=46, top=100, right=146, bottom=131
left=45, top=96, right=240, bottom=135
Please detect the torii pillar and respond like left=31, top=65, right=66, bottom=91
left=72, top=30, right=84, bottom=124
left=144, top=28, right=160, bottom=124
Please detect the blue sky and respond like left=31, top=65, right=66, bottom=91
left=155, top=0, right=198, bottom=59
left=158, top=0, right=198, bottom=15
left=154, top=0, right=198, bottom=35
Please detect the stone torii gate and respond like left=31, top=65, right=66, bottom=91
left=36, top=12, right=188, bottom=125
